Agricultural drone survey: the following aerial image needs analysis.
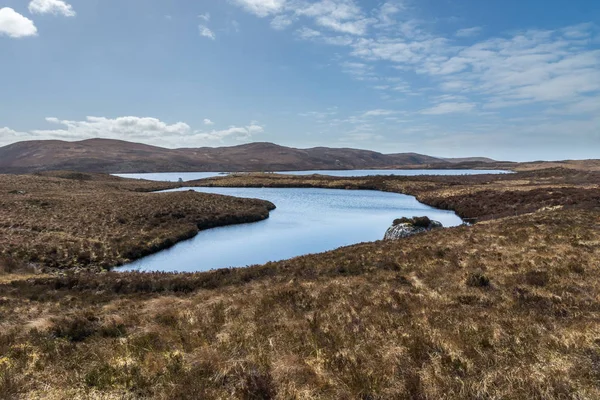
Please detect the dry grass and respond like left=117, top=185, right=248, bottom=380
left=513, top=159, right=600, bottom=172
left=0, top=208, right=599, bottom=399
left=0, top=172, right=274, bottom=271
left=0, top=168, right=599, bottom=398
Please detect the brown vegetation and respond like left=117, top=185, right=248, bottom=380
left=0, top=139, right=448, bottom=174
left=513, top=159, right=600, bottom=172
left=0, top=168, right=599, bottom=398
left=0, top=207, right=599, bottom=398
left=0, top=172, right=274, bottom=271
left=393, top=216, right=432, bottom=227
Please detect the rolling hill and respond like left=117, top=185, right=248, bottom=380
left=0, top=138, right=491, bottom=174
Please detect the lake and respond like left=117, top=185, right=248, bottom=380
left=115, top=169, right=510, bottom=182
left=118, top=187, right=463, bottom=273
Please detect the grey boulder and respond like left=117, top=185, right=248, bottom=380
left=384, top=216, right=443, bottom=240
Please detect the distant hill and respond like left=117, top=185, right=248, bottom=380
left=0, top=138, right=491, bottom=174
left=441, top=157, right=497, bottom=163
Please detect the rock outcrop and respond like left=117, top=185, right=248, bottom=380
left=384, top=216, right=443, bottom=240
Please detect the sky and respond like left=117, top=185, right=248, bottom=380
left=0, top=0, right=599, bottom=161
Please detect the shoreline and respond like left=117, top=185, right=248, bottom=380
left=3, top=167, right=597, bottom=273
left=188, top=168, right=599, bottom=222
left=0, top=172, right=275, bottom=273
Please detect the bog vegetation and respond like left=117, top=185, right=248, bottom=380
left=0, top=171, right=274, bottom=271
left=0, top=167, right=598, bottom=399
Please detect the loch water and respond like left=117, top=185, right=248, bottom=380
left=118, top=187, right=463, bottom=273
left=116, top=169, right=510, bottom=182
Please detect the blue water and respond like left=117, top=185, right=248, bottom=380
left=118, top=187, right=463, bottom=273
left=115, top=169, right=510, bottom=182
left=278, top=169, right=511, bottom=177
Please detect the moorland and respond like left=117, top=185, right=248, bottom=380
left=0, top=165, right=599, bottom=399
left=0, top=171, right=274, bottom=272
left=0, top=139, right=497, bottom=174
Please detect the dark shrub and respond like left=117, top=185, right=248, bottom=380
left=51, top=313, right=99, bottom=342
left=62, top=172, right=93, bottom=181
left=392, top=216, right=431, bottom=228
left=0, top=256, right=33, bottom=274
left=525, top=270, right=550, bottom=287
left=240, top=369, right=277, bottom=400
left=466, top=273, right=490, bottom=288
left=0, top=256, right=20, bottom=274
left=412, top=216, right=432, bottom=228
left=393, top=217, right=413, bottom=226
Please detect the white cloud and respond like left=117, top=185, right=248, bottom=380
left=33, top=116, right=192, bottom=139
left=296, top=27, right=321, bottom=39
left=377, top=1, right=405, bottom=27
left=340, top=61, right=375, bottom=80
left=421, top=102, right=476, bottom=115
left=436, top=29, right=600, bottom=109
left=362, top=109, right=397, bottom=117
left=455, top=27, right=482, bottom=38
left=561, top=22, right=594, bottom=39
left=271, top=15, right=293, bottom=30
left=1, top=117, right=264, bottom=147
left=0, top=8, right=37, bottom=38
left=230, top=0, right=599, bottom=126
left=0, top=127, right=30, bottom=145
left=342, top=132, right=385, bottom=142
left=231, top=0, right=286, bottom=17
left=198, top=13, right=210, bottom=22
left=298, top=108, right=338, bottom=119
left=233, top=0, right=375, bottom=36
left=321, top=35, right=353, bottom=46
left=344, top=22, right=600, bottom=114
left=351, top=36, right=450, bottom=64
left=196, top=124, right=264, bottom=142
left=558, top=97, right=600, bottom=115
left=293, top=0, right=374, bottom=36
left=28, top=0, right=76, bottom=17
left=203, top=119, right=215, bottom=125
left=313, top=15, right=373, bottom=35
left=199, top=25, right=216, bottom=40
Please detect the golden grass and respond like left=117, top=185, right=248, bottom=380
left=0, top=208, right=599, bottom=398
left=0, top=168, right=598, bottom=398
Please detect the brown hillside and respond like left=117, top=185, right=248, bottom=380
left=0, top=139, right=449, bottom=174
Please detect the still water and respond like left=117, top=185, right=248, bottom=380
left=115, top=169, right=510, bottom=182
left=118, top=187, right=463, bottom=273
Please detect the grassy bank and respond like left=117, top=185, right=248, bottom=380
left=0, top=172, right=275, bottom=272
left=0, top=168, right=599, bottom=398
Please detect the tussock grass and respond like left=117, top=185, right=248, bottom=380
left=0, top=168, right=598, bottom=398
left=0, top=208, right=599, bottom=398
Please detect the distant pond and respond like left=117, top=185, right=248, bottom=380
left=117, top=187, right=463, bottom=273
left=115, top=169, right=511, bottom=182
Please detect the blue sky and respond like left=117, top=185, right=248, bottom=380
left=0, top=0, right=599, bottom=161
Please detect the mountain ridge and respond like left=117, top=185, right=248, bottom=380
left=0, top=138, right=496, bottom=174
